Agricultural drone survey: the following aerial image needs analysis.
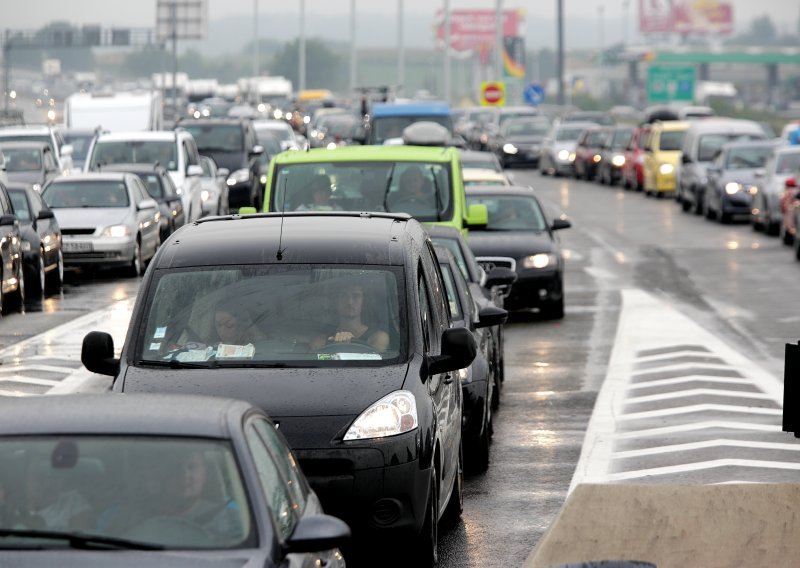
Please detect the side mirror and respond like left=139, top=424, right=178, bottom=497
left=238, top=206, right=258, bottom=215
left=485, top=266, right=517, bottom=289
left=250, top=145, right=264, bottom=157
left=186, top=164, right=203, bottom=177
left=754, top=168, right=766, bottom=179
left=0, top=214, right=17, bottom=226
left=217, top=167, right=230, bottom=178
left=475, top=305, right=508, bottom=329
left=37, top=208, right=55, bottom=220
left=138, top=198, right=158, bottom=210
left=551, top=218, right=571, bottom=231
left=786, top=178, right=797, bottom=189
left=352, top=126, right=367, bottom=143
left=426, top=327, right=476, bottom=376
left=284, top=514, right=350, bottom=555
left=681, top=154, right=691, bottom=164
left=465, top=203, right=488, bottom=228
left=60, top=144, right=74, bottom=158
left=81, top=331, right=120, bottom=377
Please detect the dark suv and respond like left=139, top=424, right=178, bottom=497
left=176, top=118, right=264, bottom=210
left=82, top=211, right=475, bottom=566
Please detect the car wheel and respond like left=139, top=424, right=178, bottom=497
left=442, top=443, right=464, bottom=527
left=45, top=249, right=64, bottom=294
left=704, top=197, right=716, bottom=220
left=766, top=219, right=780, bottom=237
left=719, top=210, right=731, bottom=224
left=8, top=264, right=25, bottom=313
left=414, top=468, right=438, bottom=567
left=29, top=253, right=46, bottom=301
left=782, top=225, right=795, bottom=246
left=681, top=190, right=692, bottom=212
left=127, top=238, right=143, bottom=278
left=470, top=395, right=491, bottom=474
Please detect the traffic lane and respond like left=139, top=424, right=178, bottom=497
left=438, top=204, right=614, bottom=567
left=521, top=170, right=795, bottom=377
left=0, top=268, right=139, bottom=350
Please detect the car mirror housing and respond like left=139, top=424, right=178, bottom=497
left=0, top=214, right=17, bottom=226
left=138, top=198, right=158, bottom=210
left=485, top=266, right=517, bottom=289
left=186, top=164, right=203, bottom=177
left=475, top=305, right=508, bottom=329
left=217, top=168, right=230, bottom=178
left=427, top=327, right=476, bottom=376
left=37, top=209, right=55, bottom=220
left=250, top=145, right=265, bottom=157
left=466, top=203, right=488, bottom=228
left=551, top=218, right=572, bottom=231
left=284, top=514, right=351, bottom=554
left=81, top=331, right=120, bottom=377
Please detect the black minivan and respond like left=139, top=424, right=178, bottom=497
left=82, top=211, right=475, bottom=565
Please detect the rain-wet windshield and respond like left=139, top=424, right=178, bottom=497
left=270, top=160, right=453, bottom=221
left=90, top=141, right=177, bottom=171
left=137, top=265, right=405, bottom=366
left=0, top=437, right=253, bottom=549
left=467, top=194, right=547, bottom=231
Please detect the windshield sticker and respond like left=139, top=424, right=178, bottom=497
left=149, top=342, right=161, bottom=351
left=154, top=327, right=167, bottom=339
left=174, top=349, right=213, bottom=362
left=216, top=343, right=256, bottom=359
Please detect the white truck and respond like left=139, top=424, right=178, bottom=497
left=62, top=92, right=163, bottom=132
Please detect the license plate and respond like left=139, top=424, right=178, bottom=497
left=62, top=241, right=93, bottom=253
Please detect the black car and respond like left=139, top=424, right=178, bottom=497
left=6, top=182, right=63, bottom=299
left=597, top=126, right=635, bottom=186
left=177, top=118, right=264, bottom=210
left=0, top=393, right=349, bottom=567
left=427, top=224, right=516, bottom=404
left=489, top=117, right=551, bottom=168
left=465, top=186, right=571, bottom=318
left=0, top=141, right=61, bottom=191
left=82, top=211, right=475, bottom=566
left=0, top=181, right=25, bottom=313
left=435, top=245, right=507, bottom=473
left=100, top=163, right=186, bottom=241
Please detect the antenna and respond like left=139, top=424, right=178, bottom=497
left=276, top=171, right=288, bottom=261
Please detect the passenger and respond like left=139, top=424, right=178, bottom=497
left=295, top=174, right=342, bottom=211
left=388, top=167, right=436, bottom=213
left=491, top=201, right=522, bottom=229
left=210, top=299, right=264, bottom=346
left=20, top=461, right=92, bottom=530
left=310, top=280, right=390, bottom=352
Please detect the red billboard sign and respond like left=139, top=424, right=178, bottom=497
left=639, top=0, right=733, bottom=35
left=434, top=9, right=524, bottom=53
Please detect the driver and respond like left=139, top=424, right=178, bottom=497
left=309, top=280, right=390, bottom=352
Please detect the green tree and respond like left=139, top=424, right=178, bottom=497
left=269, top=39, right=345, bottom=91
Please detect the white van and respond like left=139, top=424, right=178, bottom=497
left=63, top=92, right=163, bottom=132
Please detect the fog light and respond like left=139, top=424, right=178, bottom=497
left=372, top=498, right=403, bottom=526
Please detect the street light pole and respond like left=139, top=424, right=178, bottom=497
left=494, top=0, right=503, bottom=82
left=556, top=0, right=564, bottom=106
left=299, top=0, right=306, bottom=92
left=443, top=0, right=450, bottom=103
left=398, top=0, right=404, bottom=94
left=350, top=0, right=357, bottom=94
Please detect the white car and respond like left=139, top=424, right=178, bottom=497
left=0, top=125, right=74, bottom=174
left=252, top=120, right=304, bottom=151
left=84, top=130, right=204, bottom=223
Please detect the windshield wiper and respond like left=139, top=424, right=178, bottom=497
left=383, top=163, right=396, bottom=213
left=0, top=528, right=165, bottom=550
left=429, top=167, right=442, bottom=221
left=138, top=358, right=218, bottom=369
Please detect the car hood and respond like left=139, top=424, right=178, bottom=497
left=467, top=230, right=556, bottom=260
left=7, top=171, right=44, bottom=184
left=654, top=150, right=681, bottom=165
left=202, top=151, right=248, bottom=173
left=54, top=208, right=130, bottom=229
left=719, top=169, right=761, bottom=187
left=121, top=363, right=411, bottom=448
left=0, top=551, right=266, bottom=567
left=552, top=141, right=578, bottom=153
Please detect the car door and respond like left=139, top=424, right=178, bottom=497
left=131, top=177, right=159, bottom=254
left=0, top=184, right=19, bottom=293
left=161, top=170, right=185, bottom=230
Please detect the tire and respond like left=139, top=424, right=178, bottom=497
left=719, top=211, right=731, bottom=224
left=469, top=401, right=491, bottom=474
left=681, top=192, right=692, bottom=212
left=782, top=225, right=794, bottom=246
left=7, top=264, right=25, bottom=313
left=442, top=444, right=464, bottom=527
left=126, top=238, right=143, bottom=278
left=693, top=191, right=704, bottom=215
left=45, top=249, right=64, bottom=294
left=414, top=469, right=439, bottom=567
left=766, top=220, right=780, bottom=237
left=28, top=253, right=46, bottom=301
left=704, top=197, right=716, bottom=220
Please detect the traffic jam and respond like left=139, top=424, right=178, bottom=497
left=3, top=2, right=800, bottom=567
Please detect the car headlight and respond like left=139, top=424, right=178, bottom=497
left=659, top=163, right=674, bottom=175
left=260, top=174, right=267, bottom=185
left=521, top=253, right=556, bottom=269
left=748, top=185, right=758, bottom=195
left=102, top=224, right=130, bottom=238
left=201, top=189, right=216, bottom=202
left=557, top=149, right=570, bottom=161
left=612, top=154, right=625, bottom=167
left=725, top=182, right=743, bottom=195
left=503, top=143, right=518, bottom=155
left=227, top=168, right=251, bottom=186
left=32, top=183, right=42, bottom=192
left=568, top=152, right=576, bottom=162
left=344, top=390, right=418, bottom=441
left=273, top=109, right=283, bottom=120
left=592, top=154, right=601, bottom=163
left=20, top=240, right=31, bottom=252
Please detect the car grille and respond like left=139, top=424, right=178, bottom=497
left=65, top=252, right=122, bottom=260
left=61, top=228, right=96, bottom=235
left=476, top=256, right=516, bottom=272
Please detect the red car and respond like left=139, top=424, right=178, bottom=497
left=573, top=126, right=611, bottom=181
left=781, top=177, right=799, bottom=246
left=621, top=125, right=650, bottom=191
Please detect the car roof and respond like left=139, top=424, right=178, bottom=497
left=465, top=185, right=542, bottom=198
left=720, top=139, right=782, bottom=150
left=556, top=121, right=597, bottom=130
left=0, top=141, right=49, bottom=150
left=271, top=145, right=457, bottom=165
left=0, top=394, right=256, bottom=437
left=178, top=118, right=246, bottom=126
left=48, top=172, right=129, bottom=183
left=97, top=162, right=167, bottom=174
left=154, top=212, right=418, bottom=268
left=0, top=126, right=53, bottom=135
left=654, top=120, right=690, bottom=131
left=462, top=169, right=507, bottom=181
left=96, top=131, right=178, bottom=142
left=458, top=150, right=495, bottom=160
left=372, top=101, right=450, bottom=117
left=5, top=182, right=34, bottom=192
left=684, top=118, right=763, bottom=133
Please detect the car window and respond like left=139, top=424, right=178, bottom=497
left=250, top=418, right=307, bottom=512
left=422, top=241, right=449, bottom=333
left=658, top=130, right=685, bottom=151
left=724, top=146, right=773, bottom=170
left=439, top=263, right=463, bottom=321
left=91, top=141, right=177, bottom=171
left=8, top=190, right=31, bottom=221
left=136, top=265, right=405, bottom=366
left=776, top=152, right=800, bottom=175
left=418, top=269, right=433, bottom=353
left=466, top=194, right=547, bottom=231
left=42, top=181, right=130, bottom=208
left=556, top=127, right=585, bottom=142
left=244, top=422, right=297, bottom=541
left=431, top=237, right=469, bottom=282
left=3, top=148, right=42, bottom=172
left=698, top=133, right=762, bottom=162
left=183, top=125, right=245, bottom=153
left=138, top=173, right=164, bottom=198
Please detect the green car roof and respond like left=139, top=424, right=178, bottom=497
left=272, top=145, right=458, bottom=165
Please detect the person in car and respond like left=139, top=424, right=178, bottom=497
left=295, top=174, right=342, bottom=211
left=309, top=280, right=390, bottom=352
left=388, top=166, right=436, bottom=213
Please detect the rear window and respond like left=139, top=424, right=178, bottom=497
left=183, top=124, right=244, bottom=153
left=698, top=133, right=763, bottom=162
left=371, top=115, right=452, bottom=144
left=3, top=147, right=42, bottom=172
left=90, top=141, right=177, bottom=171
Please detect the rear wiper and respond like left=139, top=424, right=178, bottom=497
left=0, top=528, right=165, bottom=550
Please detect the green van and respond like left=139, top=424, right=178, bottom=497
left=252, top=145, right=487, bottom=232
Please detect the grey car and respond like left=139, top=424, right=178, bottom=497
left=0, top=141, right=61, bottom=191
left=751, top=145, right=800, bottom=236
left=539, top=122, right=597, bottom=177
left=41, top=173, right=160, bottom=277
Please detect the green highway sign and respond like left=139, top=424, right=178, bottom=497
left=647, top=66, right=696, bottom=103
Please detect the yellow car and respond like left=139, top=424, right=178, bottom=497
left=643, top=120, right=689, bottom=196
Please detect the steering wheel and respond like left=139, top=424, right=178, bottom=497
left=316, top=339, right=379, bottom=355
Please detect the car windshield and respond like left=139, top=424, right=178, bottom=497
left=184, top=125, right=244, bottom=153
left=659, top=131, right=685, bottom=151
left=0, top=436, right=253, bottom=549
left=91, top=141, right=177, bottom=171
left=555, top=127, right=585, bottom=142
left=42, top=181, right=130, bottom=208
left=136, top=265, right=405, bottom=366
left=698, top=133, right=762, bottom=162
left=372, top=116, right=452, bottom=144
left=136, top=173, right=164, bottom=198
left=255, top=124, right=292, bottom=143
left=0, top=134, right=54, bottom=156
left=3, top=148, right=42, bottom=172
left=612, top=129, right=633, bottom=148
left=502, top=121, right=549, bottom=137
left=61, top=133, right=94, bottom=162
left=8, top=190, right=31, bottom=222
left=724, top=146, right=773, bottom=169
left=255, top=131, right=283, bottom=156
left=467, top=194, right=547, bottom=231
left=775, top=152, right=800, bottom=174
left=271, top=160, right=453, bottom=222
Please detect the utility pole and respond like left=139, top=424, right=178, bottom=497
left=398, top=0, right=404, bottom=94
left=350, top=0, right=357, bottom=94
left=557, top=0, right=564, bottom=106
left=443, top=0, right=450, bottom=103
left=299, top=0, right=306, bottom=92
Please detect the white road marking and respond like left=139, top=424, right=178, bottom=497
left=625, top=388, right=776, bottom=404
left=627, top=376, right=754, bottom=390
left=582, top=458, right=800, bottom=483
left=612, top=420, right=780, bottom=439
left=611, top=439, right=800, bottom=459
left=619, top=404, right=782, bottom=421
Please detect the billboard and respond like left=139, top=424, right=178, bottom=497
left=639, top=0, right=733, bottom=35
left=434, top=9, right=524, bottom=53
left=157, top=0, right=208, bottom=41
left=503, top=37, right=526, bottom=80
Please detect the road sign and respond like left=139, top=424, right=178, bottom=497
left=647, top=66, right=696, bottom=104
left=524, top=83, right=545, bottom=106
left=480, top=81, right=506, bottom=107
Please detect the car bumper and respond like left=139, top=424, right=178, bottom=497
left=721, top=192, right=753, bottom=215
left=503, top=150, right=540, bottom=166
left=505, top=269, right=562, bottom=309
left=294, top=431, right=430, bottom=536
left=227, top=180, right=253, bottom=209
left=654, top=172, right=676, bottom=192
left=61, top=237, right=135, bottom=267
